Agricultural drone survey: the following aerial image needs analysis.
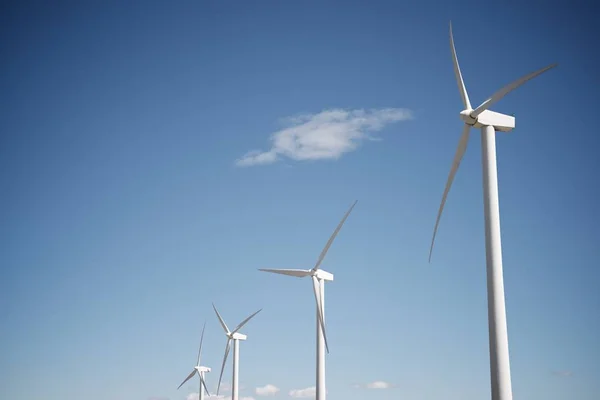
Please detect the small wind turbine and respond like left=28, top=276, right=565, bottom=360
left=213, top=303, right=262, bottom=400
left=177, top=322, right=211, bottom=400
left=429, top=22, right=556, bottom=400
left=259, top=200, right=357, bottom=400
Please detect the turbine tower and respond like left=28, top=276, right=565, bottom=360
left=259, top=200, right=357, bottom=400
left=177, top=322, right=211, bottom=400
left=213, top=303, right=262, bottom=400
left=428, top=22, right=556, bottom=400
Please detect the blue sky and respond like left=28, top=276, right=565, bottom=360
left=1, top=1, right=599, bottom=400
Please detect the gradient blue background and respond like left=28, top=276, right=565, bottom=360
left=1, top=1, right=598, bottom=400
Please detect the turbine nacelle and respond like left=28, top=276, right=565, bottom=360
left=460, top=109, right=515, bottom=132
left=313, top=269, right=334, bottom=281
left=195, top=366, right=211, bottom=373
left=229, top=332, right=247, bottom=341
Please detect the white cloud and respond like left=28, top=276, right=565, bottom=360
left=289, top=387, right=316, bottom=398
left=352, top=381, right=395, bottom=389
left=366, top=381, right=392, bottom=389
left=255, top=384, right=280, bottom=396
left=187, top=394, right=227, bottom=400
left=236, top=150, right=279, bottom=167
left=235, top=108, right=413, bottom=167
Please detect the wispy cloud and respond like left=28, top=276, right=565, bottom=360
left=552, top=370, right=573, bottom=377
left=235, top=108, right=413, bottom=167
left=352, top=381, right=396, bottom=389
left=255, top=384, right=280, bottom=396
left=289, top=386, right=316, bottom=398
left=367, top=381, right=393, bottom=389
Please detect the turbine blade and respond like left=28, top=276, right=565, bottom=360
left=312, top=200, right=357, bottom=271
left=201, top=374, right=211, bottom=397
left=258, top=268, right=312, bottom=278
left=311, top=276, right=330, bottom=354
left=231, top=308, right=262, bottom=335
left=471, top=63, right=557, bottom=118
left=196, top=321, right=206, bottom=366
left=449, top=21, right=471, bottom=110
left=216, top=339, right=231, bottom=396
left=212, top=303, right=230, bottom=334
left=177, top=369, right=197, bottom=390
left=429, top=124, right=471, bottom=262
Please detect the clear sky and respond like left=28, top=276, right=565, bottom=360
left=1, top=1, right=598, bottom=400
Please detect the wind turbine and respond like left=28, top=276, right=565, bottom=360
left=258, top=200, right=357, bottom=400
left=428, top=22, right=556, bottom=400
left=213, top=303, right=262, bottom=400
left=177, top=322, right=211, bottom=400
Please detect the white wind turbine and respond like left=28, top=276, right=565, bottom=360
left=429, top=22, right=557, bottom=400
left=213, top=303, right=262, bottom=400
left=177, top=322, right=211, bottom=400
left=259, top=200, right=357, bottom=400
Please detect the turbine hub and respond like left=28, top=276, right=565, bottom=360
left=460, top=109, right=476, bottom=125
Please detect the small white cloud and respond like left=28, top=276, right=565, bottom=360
left=366, top=381, right=392, bottom=389
left=235, top=149, right=278, bottom=167
left=352, top=381, right=395, bottom=389
left=256, top=384, right=280, bottom=396
left=289, top=387, right=316, bottom=398
left=235, top=108, right=413, bottom=167
left=188, top=393, right=227, bottom=400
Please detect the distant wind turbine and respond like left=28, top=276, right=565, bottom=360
left=213, top=303, right=262, bottom=400
left=177, top=322, right=211, bottom=400
left=259, top=200, right=358, bottom=400
left=428, top=22, right=556, bottom=400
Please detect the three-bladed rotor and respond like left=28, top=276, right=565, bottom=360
left=213, top=303, right=262, bottom=396
left=259, top=200, right=358, bottom=353
left=177, top=321, right=211, bottom=399
left=428, top=22, right=557, bottom=262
